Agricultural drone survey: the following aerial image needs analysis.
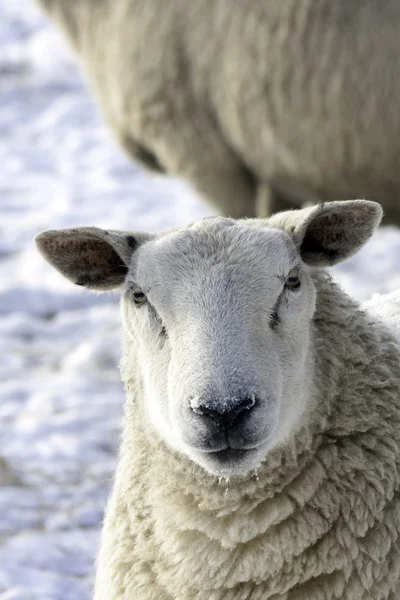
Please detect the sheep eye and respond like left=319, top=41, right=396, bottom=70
left=285, top=271, right=301, bottom=290
left=132, top=289, right=147, bottom=305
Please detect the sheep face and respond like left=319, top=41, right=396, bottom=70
left=35, top=200, right=382, bottom=477
left=121, top=219, right=317, bottom=476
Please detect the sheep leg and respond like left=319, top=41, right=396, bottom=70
left=117, top=132, right=165, bottom=174
left=119, top=131, right=257, bottom=218
left=188, top=165, right=257, bottom=219
left=137, top=109, right=257, bottom=218
left=163, top=150, right=258, bottom=218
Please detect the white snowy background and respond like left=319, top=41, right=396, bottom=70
left=0, top=1, right=399, bottom=599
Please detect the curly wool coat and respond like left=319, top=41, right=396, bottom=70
left=93, top=273, right=400, bottom=600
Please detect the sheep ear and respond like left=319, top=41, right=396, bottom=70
left=268, top=200, right=383, bottom=266
left=35, top=227, right=151, bottom=290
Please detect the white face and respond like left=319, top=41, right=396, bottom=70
left=36, top=201, right=381, bottom=475
left=121, top=218, right=317, bottom=476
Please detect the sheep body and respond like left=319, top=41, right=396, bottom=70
left=34, top=202, right=400, bottom=599
left=95, top=276, right=400, bottom=599
left=37, top=0, right=400, bottom=221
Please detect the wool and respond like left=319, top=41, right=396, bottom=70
left=94, top=274, right=400, bottom=599
left=36, top=0, right=400, bottom=223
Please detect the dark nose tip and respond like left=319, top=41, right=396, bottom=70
left=191, top=396, right=257, bottom=427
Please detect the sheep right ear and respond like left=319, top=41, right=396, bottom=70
left=35, top=227, right=152, bottom=291
left=268, top=200, right=383, bottom=266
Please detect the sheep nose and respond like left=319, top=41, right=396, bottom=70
left=191, top=396, right=257, bottom=427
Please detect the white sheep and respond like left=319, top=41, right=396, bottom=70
left=35, top=200, right=400, bottom=599
left=36, top=0, right=400, bottom=223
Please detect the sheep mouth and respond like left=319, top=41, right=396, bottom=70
left=201, top=446, right=265, bottom=476
left=192, top=444, right=268, bottom=476
left=208, top=447, right=255, bottom=463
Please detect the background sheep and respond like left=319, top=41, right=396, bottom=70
left=36, top=0, right=400, bottom=223
left=36, top=200, right=400, bottom=599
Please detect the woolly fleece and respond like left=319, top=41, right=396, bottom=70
left=94, top=273, right=400, bottom=600
left=36, top=0, right=400, bottom=222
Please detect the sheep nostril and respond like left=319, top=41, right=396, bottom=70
left=190, top=396, right=257, bottom=427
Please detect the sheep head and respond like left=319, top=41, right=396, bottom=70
left=36, top=200, right=382, bottom=476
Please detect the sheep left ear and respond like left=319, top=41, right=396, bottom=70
left=35, top=227, right=152, bottom=290
left=268, top=200, right=383, bottom=266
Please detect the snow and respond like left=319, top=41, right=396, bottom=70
left=0, top=1, right=399, bottom=598
left=363, top=290, right=400, bottom=343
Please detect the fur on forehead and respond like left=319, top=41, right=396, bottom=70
left=127, top=218, right=299, bottom=285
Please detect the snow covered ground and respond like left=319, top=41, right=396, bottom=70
left=0, top=1, right=399, bottom=599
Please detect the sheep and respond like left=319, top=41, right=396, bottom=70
left=36, top=0, right=400, bottom=223
left=35, top=199, right=400, bottom=599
